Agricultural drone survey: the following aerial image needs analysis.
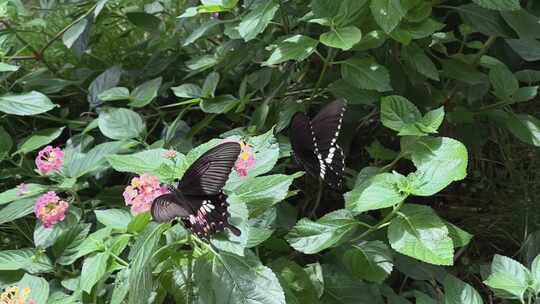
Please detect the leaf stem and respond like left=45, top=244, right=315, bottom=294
left=186, top=233, right=193, bottom=304
left=39, top=3, right=98, bottom=56
left=309, top=48, right=335, bottom=104
left=110, top=252, right=129, bottom=267
left=350, top=200, right=405, bottom=243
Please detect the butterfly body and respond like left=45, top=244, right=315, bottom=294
left=151, top=142, right=242, bottom=239
left=290, top=100, right=347, bottom=190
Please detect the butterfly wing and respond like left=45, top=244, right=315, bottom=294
left=151, top=193, right=193, bottom=223
left=310, top=100, right=347, bottom=189
left=182, top=193, right=241, bottom=238
left=178, top=142, right=241, bottom=196
left=290, top=112, right=321, bottom=179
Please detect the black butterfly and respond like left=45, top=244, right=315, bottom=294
left=151, top=142, right=242, bottom=239
left=289, top=99, right=347, bottom=190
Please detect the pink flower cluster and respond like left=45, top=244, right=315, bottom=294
left=123, top=174, right=169, bottom=214
left=35, top=146, right=64, bottom=175
left=34, top=192, right=69, bottom=228
left=234, top=142, right=256, bottom=177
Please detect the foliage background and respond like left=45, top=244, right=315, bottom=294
left=0, top=0, right=540, bottom=303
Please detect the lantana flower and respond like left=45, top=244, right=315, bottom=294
left=123, top=174, right=169, bottom=214
left=0, top=286, right=33, bottom=304
left=34, top=191, right=69, bottom=228
left=16, top=183, right=27, bottom=196
left=163, top=150, right=177, bottom=159
left=35, top=146, right=64, bottom=175
left=234, top=142, right=255, bottom=177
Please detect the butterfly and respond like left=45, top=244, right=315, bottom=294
left=289, top=99, right=347, bottom=190
left=151, top=142, right=242, bottom=239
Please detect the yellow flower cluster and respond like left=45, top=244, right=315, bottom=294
left=0, top=286, right=31, bottom=304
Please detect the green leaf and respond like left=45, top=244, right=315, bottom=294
left=402, top=43, right=439, bottom=81
left=321, top=263, right=384, bottom=304
left=98, top=107, right=145, bottom=140
left=388, top=204, right=454, bottom=265
left=200, top=94, right=238, bottom=113
left=15, top=127, right=64, bottom=154
left=0, top=62, right=20, bottom=72
left=344, top=167, right=408, bottom=215
left=0, top=91, right=55, bottom=116
left=512, top=86, right=538, bottom=103
left=446, top=222, right=473, bottom=248
left=56, top=227, right=109, bottom=265
left=504, top=114, right=540, bottom=147
left=202, top=72, right=220, bottom=97
left=0, top=197, right=37, bottom=225
left=320, top=26, right=362, bottom=50
left=342, top=240, right=394, bottom=283
left=88, top=66, right=123, bottom=107
left=62, top=19, right=88, bottom=48
left=126, top=12, right=161, bottom=31
left=489, top=65, right=519, bottom=99
left=111, top=268, right=130, bottom=304
left=415, top=291, right=437, bottom=304
left=17, top=274, right=49, bottom=304
left=366, top=140, right=398, bottom=161
left=442, top=58, right=487, bottom=85
left=106, top=148, right=177, bottom=176
left=458, top=4, right=514, bottom=37
left=270, top=258, right=319, bottom=304
left=286, top=209, right=359, bottom=254
left=380, top=95, right=422, bottom=133
left=0, top=126, right=13, bottom=160
left=341, top=57, right=392, bottom=92
left=506, top=38, right=540, bottom=62
left=420, top=107, right=445, bottom=133
left=80, top=251, right=109, bottom=293
left=263, top=35, right=318, bottom=66
left=402, top=136, right=468, bottom=196
left=501, top=10, right=540, bottom=39
left=0, top=249, right=53, bottom=274
left=127, top=212, right=151, bottom=234
left=472, top=0, right=520, bottom=11
left=531, top=254, right=540, bottom=294
left=64, top=141, right=131, bottom=178
left=129, top=77, right=162, bottom=107
left=98, top=87, right=130, bottom=101
left=0, top=184, right=47, bottom=205
left=443, top=275, right=483, bottom=304
left=196, top=250, right=285, bottom=304
left=183, top=19, right=223, bottom=46
left=94, top=209, right=133, bottom=231
left=484, top=254, right=530, bottom=300
left=228, top=173, right=299, bottom=216
left=171, top=83, right=203, bottom=98
left=311, top=0, right=340, bottom=18
left=370, top=0, right=406, bottom=33
left=128, top=224, right=168, bottom=304
left=238, top=0, right=279, bottom=41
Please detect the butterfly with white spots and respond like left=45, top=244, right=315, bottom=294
left=151, top=142, right=242, bottom=240
left=289, top=99, right=347, bottom=190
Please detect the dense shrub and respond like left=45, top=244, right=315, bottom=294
left=0, top=0, right=539, bottom=303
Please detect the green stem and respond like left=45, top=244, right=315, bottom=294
left=39, top=3, right=98, bottom=56
left=350, top=200, right=405, bottom=243
left=309, top=48, right=335, bottom=104
left=110, top=253, right=129, bottom=267
left=186, top=234, right=193, bottom=304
